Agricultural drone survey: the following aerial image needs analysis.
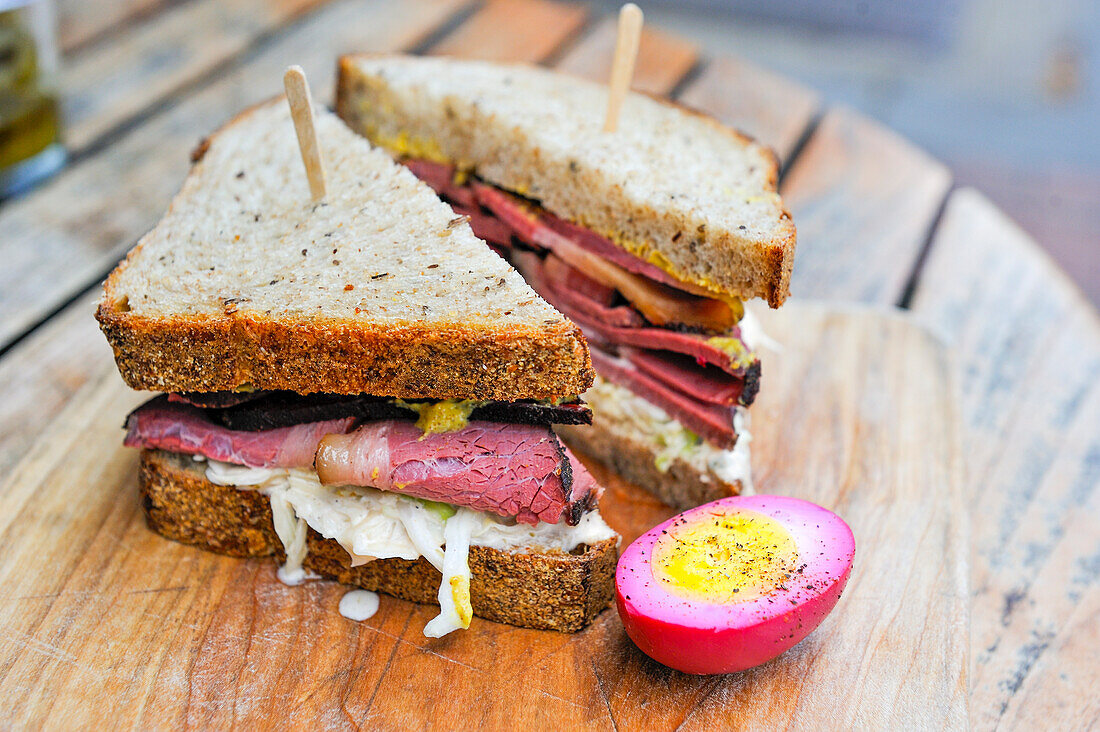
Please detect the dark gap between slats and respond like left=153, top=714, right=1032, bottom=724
left=777, top=110, right=823, bottom=185
left=0, top=256, right=121, bottom=359
left=65, top=4, right=334, bottom=166
left=406, top=1, right=484, bottom=55
left=533, top=11, right=598, bottom=67
left=897, top=184, right=956, bottom=310
left=61, top=0, right=192, bottom=57
left=69, top=0, right=478, bottom=167
left=667, top=56, right=709, bottom=101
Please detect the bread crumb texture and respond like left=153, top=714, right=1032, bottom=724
left=98, top=100, right=592, bottom=399
left=110, top=101, right=561, bottom=325
left=338, top=55, right=796, bottom=306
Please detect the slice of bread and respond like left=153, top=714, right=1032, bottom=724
left=556, top=420, right=744, bottom=512
left=97, top=99, right=592, bottom=401
left=141, top=450, right=617, bottom=633
left=336, top=54, right=796, bottom=307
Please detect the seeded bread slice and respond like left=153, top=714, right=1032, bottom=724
left=140, top=450, right=618, bottom=633
left=336, top=54, right=796, bottom=307
left=97, top=99, right=592, bottom=400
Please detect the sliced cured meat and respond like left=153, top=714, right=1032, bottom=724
left=403, top=159, right=478, bottom=209
left=542, top=253, right=616, bottom=306
left=540, top=211, right=718, bottom=299
left=214, top=393, right=403, bottom=431
left=514, top=250, right=644, bottom=329
left=315, top=421, right=595, bottom=525
left=449, top=204, right=515, bottom=247
left=563, top=445, right=602, bottom=518
left=469, top=175, right=712, bottom=298
left=474, top=183, right=734, bottom=332
left=206, top=391, right=591, bottom=431
left=530, top=275, right=758, bottom=379
left=125, top=396, right=354, bottom=469
left=470, top=399, right=592, bottom=427
left=623, top=347, right=745, bottom=406
left=589, top=348, right=739, bottom=449
left=472, top=182, right=544, bottom=241
left=126, top=398, right=600, bottom=525
left=168, top=391, right=265, bottom=408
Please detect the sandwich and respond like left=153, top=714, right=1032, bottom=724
left=95, top=98, right=619, bottom=636
left=335, top=55, right=796, bottom=510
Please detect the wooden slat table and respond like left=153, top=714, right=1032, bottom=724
left=2, top=1, right=1096, bottom=727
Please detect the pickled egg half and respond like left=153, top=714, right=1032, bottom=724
left=616, top=495, right=855, bottom=675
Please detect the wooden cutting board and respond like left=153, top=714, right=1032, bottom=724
left=0, top=302, right=968, bottom=729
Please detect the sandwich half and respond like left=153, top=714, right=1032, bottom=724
left=335, top=55, right=796, bottom=509
left=96, top=99, right=618, bottom=635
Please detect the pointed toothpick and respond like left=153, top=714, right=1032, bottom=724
left=602, top=3, right=644, bottom=133
left=283, top=65, right=327, bottom=201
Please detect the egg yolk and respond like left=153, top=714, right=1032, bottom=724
left=652, top=508, right=799, bottom=603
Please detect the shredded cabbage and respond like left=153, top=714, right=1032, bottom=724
left=204, top=461, right=616, bottom=636
left=424, top=510, right=477, bottom=637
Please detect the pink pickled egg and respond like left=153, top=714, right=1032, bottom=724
left=616, top=495, right=855, bottom=675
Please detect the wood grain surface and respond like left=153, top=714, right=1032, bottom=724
left=56, top=0, right=171, bottom=52
left=910, top=188, right=1100, bottom=730
left=0, top=302, right=967, bottom=728
left=429, top=0, right=587, bottom=62
left=3, top=0, right=1094, bottom=725
left=0, top=292, right=111, bottom=478
left=678, top=55, right=820, bottom=165
left=0, top=0, right=466, bottom=351
left=61, top=0, right=331, bottom=153
left=780, top=106, right=952, bottom=304
left=555, top=16, right=698, bottom=95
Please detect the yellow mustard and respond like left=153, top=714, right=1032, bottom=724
left=396, top=399, right=482, bottom=435
left=707, top=335, right=757, bottom=370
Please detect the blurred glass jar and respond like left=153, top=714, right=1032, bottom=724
left=0, top=0, right=63, bottom=198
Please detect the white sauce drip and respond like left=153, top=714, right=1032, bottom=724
left=718, top=408, right=754, bottom=494
left=339, top=590, right=380, bottom=621
left=738, top=307, right=782, bottom=353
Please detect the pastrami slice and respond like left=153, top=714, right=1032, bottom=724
left=532, top=270, right=758, bottom=382
left=124, top=396, right=354, bottom=469
left=589, top=348, right=741, bottom=449
left=450, top=204, right=515, bottom=248
left=316, top=420, right=596, bottom=526
left=563, top=446, right=603, bottom=524
left=515, top=250, right=645, bottom=329
left=403, top=159, right=478, bottom=209
left=129, top=397, right=600, bottom=526
left=467, top=173, right=709, bottom=298
left=623, top=348, right=745, bottom=407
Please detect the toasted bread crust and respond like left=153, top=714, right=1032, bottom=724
left=556, top=421, right=743, bottom=511
left=335, top=54, right=796, bottom=308
left=97, top=303, right=593, bottom=400
left=97, top=96, right=594, bottom=400
left=140, top=450, right=617, bottom=632
left=642, top=92, right=795, bottom=307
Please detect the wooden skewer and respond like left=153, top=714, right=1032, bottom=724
left=283, top=65, right=327, bottom=201
left=602, top=3, right=644, bottom=133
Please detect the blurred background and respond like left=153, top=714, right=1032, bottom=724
left=598, top=0, right=1100, bottom=304
left=2, top=0, right=1097, bottom=304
